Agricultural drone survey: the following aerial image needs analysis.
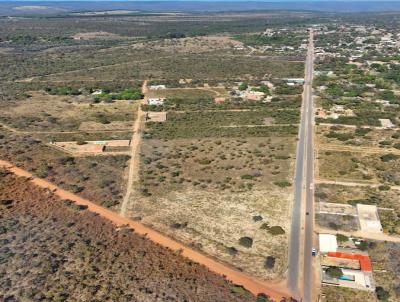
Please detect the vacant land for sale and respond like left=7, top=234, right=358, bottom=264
left=0, top=171, right=254, bottom=302
left=0, top=8, right=308, bottom=297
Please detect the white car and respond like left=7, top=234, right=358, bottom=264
left=312, top=248, right=317, bottom=256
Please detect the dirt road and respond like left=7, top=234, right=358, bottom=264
left=120, top=80, right=147, bottom=216
left=315, top=178, right=400, bottom=190
left=0, top=159, right=291, bottom=300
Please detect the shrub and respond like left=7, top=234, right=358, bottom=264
left=58, top=156, right=75, bottom=165
left=0, top=168, right=9, bottom=177
left=69, top=185, right=84, bottom=193
left=231, top=285, right=248, bottom=295
left=268, top=226, right=285, bottom=235
left=198, top=158, right=211, bottom=165
left=336, top=234, right=349, bottom=242
left=355, top=127, right=372, bottom=136
left=170, top=222, right=188, bottom=229
left=241, top=174, right=254, bottom=180
left=274, top=181, right=292, bottom=188
left=380, top=153, right=399, bottom=162
left=264, top=256, right=275, bottom=269
left=239, top=236, right=253, bottom=248
left=253, top=215, right=263, bottom=222
left=378, top=185, right=391, bottom=191
left=34, top=164, right=50, bottom=178
left=256, top=293, right=271, bottom=302
left=140, top=188, right=151, bottom=196
left=227, top=246, right=238, bottom=256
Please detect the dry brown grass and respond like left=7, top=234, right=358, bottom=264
left=125, top=137, right=296, bottom=281
left=0, top=94, right=138, bottom=132
left=321, top=285, right=376, bottom=302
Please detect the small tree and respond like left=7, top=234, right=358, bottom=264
left=239, top=236, right=253, bottom=248
left=325, top=267, right=343, bottom=279
left=375, top=286, right=390, bottom=301
left=238, top=82, right=248, bottom=91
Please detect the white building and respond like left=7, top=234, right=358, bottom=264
left=147, top=98, right=165, bottom=106
left=319, top=234, right=338, bottom=254
left=149, top=85, right=166, bottom=90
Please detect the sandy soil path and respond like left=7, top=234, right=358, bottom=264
left=120, top=80, right=148, bottom=216
left=315, top=178, right=400, bottom=190
left=315, top=226, right=400, bottom=243
left=0, top=159, right=290, bottom=300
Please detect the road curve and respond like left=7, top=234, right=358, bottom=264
left=0, top=159, right=291, bottom=301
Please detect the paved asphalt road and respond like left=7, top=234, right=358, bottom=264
left=302, top=29, right=316, bottom=302
left=287, top=29, right=315, bottom=301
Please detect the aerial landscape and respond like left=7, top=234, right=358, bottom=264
left=1, top=1, right=400, bottom=301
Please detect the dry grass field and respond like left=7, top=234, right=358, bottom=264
left=318, top=150, right=400, bottom=185
left=123, top=136, right=296, bottom=280
left=0, top=93, right=138, bottom=132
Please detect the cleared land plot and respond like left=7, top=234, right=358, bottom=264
left=146, top=111, right=167, bottom=122
left=126, top=137, right=296, bottom=280
left=147, top=87, right=226, bottom=99
left=131, top=35, right=244, bottom=53
left=0, top=172, right=254, bottom=302
left=316, top=213, right=360, bottom=232
left=51, top=140, right=131, bottom=155
left=0, top=94, right=138, bottom=132
left=0, top=129, right=129, bottom=208
left=318, top=150, right=400, bottom=185
left=321, top=285, right=376, bottom=302
left=315, top=184, right=400, bottom=236
left=143, top=95, right=302, bottom=112
left=42, top=53, right=304, bottom=82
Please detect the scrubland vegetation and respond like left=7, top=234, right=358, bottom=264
left=0, top=172, right=255, bottom=302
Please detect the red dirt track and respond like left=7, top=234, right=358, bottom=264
left=0, top=159, right=291, bottom=301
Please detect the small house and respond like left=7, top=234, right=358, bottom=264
left=148, top=98, right=165, bottom=106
